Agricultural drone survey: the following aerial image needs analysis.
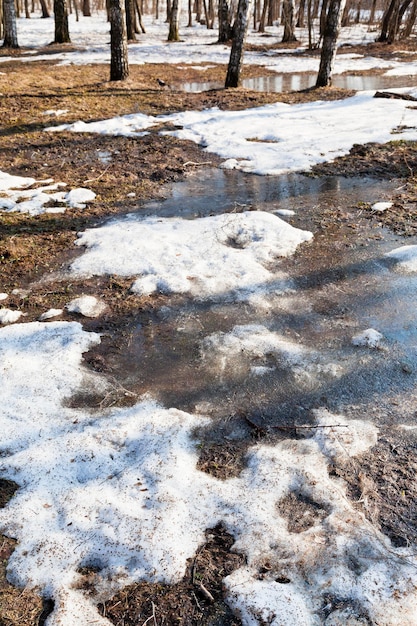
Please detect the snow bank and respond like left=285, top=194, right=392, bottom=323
left=70, top=211, right=313, bottom=299
left=385, top=244, right=417, bottom=272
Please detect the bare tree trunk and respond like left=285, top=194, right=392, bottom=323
left=187, top=0, right=192, bottom=24
left=258, top=0, right=268, bottom=29
left=82, top=0, right=91, bottom=15
left=225, top=0, right=251, bottom=87
left=296, top=0, right=305, bottom=27
left=24, top=0, right=30, bottom=18
left=390, top=0, right=412, bottom=38
left=316, top=0, right=346, bottom=86
left=54, top=0, right=71, bottom=42
left=168, top=0, right=180, bottom=39
left=378, top=0, right=400, bottom=41
left=281, top=0, right=297, bottom=40
left=135, top=0, right=146, bottom=31
left=39, top=0, right=50, bottom=16
left=125, top=0, right=137, bottom=39
left=341, top=0, right=351, bottom=25
left=402, top=0, right=417, bottom=35
left=319, top=0, right=329, bottom=37
left=2, top=0, right=19, bottom=47
left=219, top=0, right=233, bottom=38
left=109, top=0, right=129, bottom=80
left=368, top=0, right=377, bottom=23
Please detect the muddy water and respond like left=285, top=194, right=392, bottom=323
left=180, top=73, right=417, bottom=93
left=109, top=169, right=417, bottom=434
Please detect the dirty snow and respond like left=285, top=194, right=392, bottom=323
left=69, top=211, right=313, bottom=299
left=66, top=295, right=108, bottom=318
left=0, top=170, right=95, bottom=215
left=2, top=10, right=417, bottom=626
left=352, top=328, right=384, bottom=348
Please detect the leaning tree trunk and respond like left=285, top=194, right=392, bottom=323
left=402, top=0, right=417, bottom=36
left=388, top=0, right=412, bottom=40
left=281, top=0, right=297, bottom=41
left=316, top=0, right=346, bottom=87
left=54, top=0, right=71, bottom=42
left=168, top=0, right=180, bottom=40
left=109, top=0, right=129, bottom=80
left=3, top=0, right=19, bottom=48
left=225, top=0, right=252, bottom=87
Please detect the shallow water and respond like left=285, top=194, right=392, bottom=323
left=110, top=169, right=417, bottom=430
left=180, top=73, right=417, bottom=93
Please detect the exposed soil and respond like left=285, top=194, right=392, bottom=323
left=2, top=42, right=417, bottom=625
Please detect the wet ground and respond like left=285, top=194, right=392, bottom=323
left=98, top=168, right=417, bottom=441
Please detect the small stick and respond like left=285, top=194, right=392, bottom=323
left=182, top=161, right=212, bottom=167
left=198, top=582, right=214, bottom=603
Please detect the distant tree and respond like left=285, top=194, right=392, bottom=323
left=54, top=0, right=71, bottom=42
left=218, top=0, right=233, bottom=40
left=281, top=0, right=297, bottom=40
left=109, top=0, right=129, bottom=80
left=378, top=0, right=414, bottom=41
left=316, top=0, right=346, bottom=86
left=39, top=0, right=51, bottom=18
left=82, top=0, right=91, bottom=15
left=2, top=0, right=19, bottom=48
left=167, top=0, right=180, bottom=39
left=225, top=0, right=251, bottom=87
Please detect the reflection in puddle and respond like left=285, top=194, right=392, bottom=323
left=107, top=169, right=417, bottom=427
left=180, top=73, right=417, bottom=93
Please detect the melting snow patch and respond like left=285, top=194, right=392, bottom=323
left=352, top=328, right=383, bottom=348
left=0, top=170, right=95, bottom=215
left=385, top=244, right=417, bottom=272
left=38, top=308, right=64, bottom=321
left=0, top=308, right=23, bottom=324
left=0, top=292, right=8, bottom=301
left=313, top=408, right=378, bottom=462
left=66, top=295, right=107, bottom=318
left=70, top=211, right=312, bottom=300
left=371, top=201, right=393, bottom=212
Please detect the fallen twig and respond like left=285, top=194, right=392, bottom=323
left=183, top=161, right=212, bottom=167
left=198, top=582, right=214, bottom=603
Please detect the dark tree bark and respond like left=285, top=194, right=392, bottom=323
left=258, top=0, right=269, bottom=31
left=281, top=0, right=297, bottom=41
left=319, top=0, right=329, bottom=37
left=316, top=0, right=346, bottom=87
left=125, top=0, right=137, bottom=39
left=109, top=0, right=129, bottom=80
left=167, top=0, right=180, bottom=39
left=378, top=0, right=400, bottom=41
left=54, top=0, right=71, bottom=42
left=24, top=0, right=30, bottom=19
left=2, top=0, right=19, bottom=47
left=39, top=0, right=51, bottom=17
left=218, top=0, right=233, bottom=40
left=296, top=0, right=306, bottom=27
left=225, top=0, right=251, bottom=87
left=402, top=0, right=417, bottom=36
left=135, top=0, right=146, bottom=32
left=82, top=0, right=91, bottom=15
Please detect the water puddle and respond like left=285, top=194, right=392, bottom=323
left=180, top=73, right=417, bottom=93
left=108, top=169, right=417, bottom=429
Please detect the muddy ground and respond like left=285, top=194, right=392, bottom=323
left=1, top=43, right=417, bottom=625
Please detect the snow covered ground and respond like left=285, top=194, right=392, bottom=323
left=2, top=13, right=417, bottom=626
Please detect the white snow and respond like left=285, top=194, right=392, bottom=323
left=352, top=328, right=384, bottom=348
left=0, top=293, right=8, bottom=301
left=371, top=201, right=393, bottom=212
left=70, top=211, right=313, bottom=299
left=0, top=171, right=95, bottom=215
left=385, top=244, right=417, bottom=272
left=0, top=308, right=23, bottom=324
left=66, top=295, right=108, bottom=317
left=38, top=308, right=64, bottom=321
left=48, top=93, right=417, bottom=175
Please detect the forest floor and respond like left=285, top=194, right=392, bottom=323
left=1, top=49, right=417, bottom=625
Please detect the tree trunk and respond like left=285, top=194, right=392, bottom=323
left=402, top=0, right=417, bottom=36
left=24, top=0, right=30, bottom=18
left=389, top=0, right=412, bottom=39
left=296, top=0, right=305, bottom=27
left=82, top=0, right=91, bottom=15
left=281, top=0, right=297, bottom=41
left=167, top=0, right=180, bottom=38
left=319, top=0, right=329, bottom=37
left=225, top=0, right=252, bottom=87
left=39, top=0, right=50, bottom=17
left=54, top=0, right=71, bottom=42
left=187, top=0, right=192, bottom=25
left=125, top=0, right=137, bottom=39
left=135, top=0, right=146, bottom=32
left=109, top=0, right=129, bottom=80
left=2, top=0, right=19, bottom=47
left=316, top=0, right=346, bottom=86
left=219, top=0, right=233, bottom=39
left=378, top=0, right=400, bottom=41
left=368, top=0, right=377, bottom=23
